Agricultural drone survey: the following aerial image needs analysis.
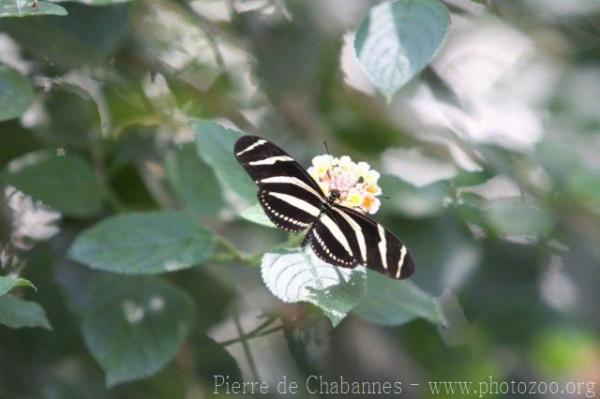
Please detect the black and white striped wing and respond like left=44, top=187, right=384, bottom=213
left=234, top=135, right=326, bottom=232
left=309, top=206, right=415, bottom=280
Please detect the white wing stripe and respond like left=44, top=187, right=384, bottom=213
left=260, top=176, right=324, bottom=201
left=268, top=192, right=320, bottom=217
left=249, top=156, right=294, bottom=165
left=396, top=246, right=407, bottom=278
left=333, top=208, right=366, bottom=263
left=236, top=139, right=266, bottom=156
left=320, top=214, right=353, bottom=257
left=377, top=224, right=388, bottom=270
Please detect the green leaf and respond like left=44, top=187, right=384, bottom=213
left=539, top=138, right=600, bottom=215
left=165, top=144, right=222, bottom=215
left=239, top=203, right=276, bottom=228
left=436, top=289, right=469, bottom=346
left=484, top=200, right=553, bottom=238
left=0, top=295, right=51, bottom=329
left=451, top=169, right=495, bottom=188
left=0, top=0, right=67, bottom=18
left=379, top=175, right=447, bottom=218
left=0, top=64, right=34, bottom=122
left=261, top=249, right=367, bottom=326
left=354, top=0, right=450, bottom=100
left=80, top=275, right=193, bottom=386
left=69, top=211, right=215, bottom=274
left=52, top=0, right=131, bottom=5
left=193, top=119, right=256, bottom=202
left=194, top=334, right=242, bottom=383
left=0, top=2, right=130, bottom=69
left=3, top=152, right=103, bottom=217
left=0, top=276, right=36, bottom=296
left=353, top=270, right=445, bottom=326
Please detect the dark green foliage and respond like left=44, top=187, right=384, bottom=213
left=3, top=153, right=103, bottom=217
left=80, top=275, right=194, bottom=386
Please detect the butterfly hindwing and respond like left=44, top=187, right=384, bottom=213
left=336, top=206, right=415, bottom=279
left=306, top=205, right=414, bottom=279
left=309, top=210, right=359, bottom=268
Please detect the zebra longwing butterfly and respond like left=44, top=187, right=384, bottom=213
left=234, top=135, right=415, bottom=280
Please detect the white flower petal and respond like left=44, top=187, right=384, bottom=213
left=357, top=161, right=371, bottom=173
left=365, top=170, right=380, bottom=184
left=369, top=198, right=381, bottom=214
left=312, top=155, right=330, bottom=168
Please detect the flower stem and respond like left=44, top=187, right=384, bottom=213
left=212, top=235, right=260, bottom=266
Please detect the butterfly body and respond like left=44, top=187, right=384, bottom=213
left=234, top=135, right=415, bottom=280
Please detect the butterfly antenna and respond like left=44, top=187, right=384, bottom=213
left=323, top=141, right=334, bottom=179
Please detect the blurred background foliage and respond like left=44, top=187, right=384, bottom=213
left=0, top=0, right=599, bottom=397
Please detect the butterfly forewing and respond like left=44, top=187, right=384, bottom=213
left=235, top=135, right=326, bottom=232
left=235, top=136, right=324, bottom=195
left=258, top=189, right=316, bottom=232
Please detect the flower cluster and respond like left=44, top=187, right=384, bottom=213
left=308, top=155, right=382, bottom=214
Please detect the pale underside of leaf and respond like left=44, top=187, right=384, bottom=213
left=261, top=248, right=367, bottom=326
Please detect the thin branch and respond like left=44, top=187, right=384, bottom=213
left=233, top=313, right=261, bottom=381
left=88, top=131, right=127, bottom=213
left=221, top=326, right=283, bottom=347
left=219, top=316, right=280, bottom=346
left=211, top=232, right=304, bottom=267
